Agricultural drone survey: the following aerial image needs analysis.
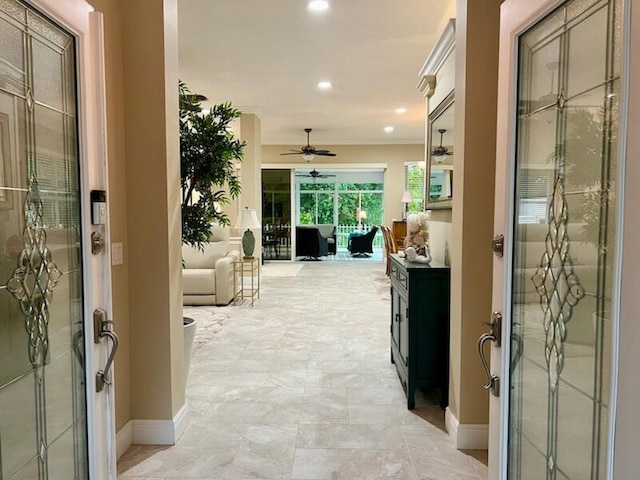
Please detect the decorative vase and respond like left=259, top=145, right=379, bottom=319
left=183, top=317, right=197, bottom=382
left=242, top=229, right=255, bottom=258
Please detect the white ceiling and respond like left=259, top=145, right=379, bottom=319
left=178, top=0, right=454, bottom=146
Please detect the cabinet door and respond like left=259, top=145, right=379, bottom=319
left=390, top=286, right=401, bottom=357
left=398, top=295, right=409, bottom=367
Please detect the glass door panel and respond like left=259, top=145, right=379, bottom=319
left=0, top=1, right=87, bottom=478
left=262, top=169, right=292, bottom=260
left=509, top=1, right=620, bottom=479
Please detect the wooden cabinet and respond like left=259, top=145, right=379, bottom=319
left=392, top=220, right=406, bottom=248
left=389, top=254, right=450, bottom=409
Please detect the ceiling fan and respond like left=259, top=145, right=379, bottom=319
left=431, top=129, right=454, bottom=160
left=295, top=169, right=336, bottom=179
left=280, top=128, right=337, bottom=161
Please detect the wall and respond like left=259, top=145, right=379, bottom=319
left=262, top=144, right=423, bottom=226
left=450, top=0, right=501, bottom=428
left=122, top=0, right=184, bottom=420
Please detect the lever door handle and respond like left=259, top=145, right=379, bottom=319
left=93, top=309, right=119, bottom=392
left=96, top=329, right=119, bottom=392
left=477, top=333, right=500, bottom=396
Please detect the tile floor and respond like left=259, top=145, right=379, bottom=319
left=118, top=261, right=487, bottom=479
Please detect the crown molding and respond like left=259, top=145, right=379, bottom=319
left=418, top=18, right=456, bottom=78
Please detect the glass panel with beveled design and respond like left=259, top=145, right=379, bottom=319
left=509, top=0, right=620, bottom=479
left=0, top=1, right=87, bottom=479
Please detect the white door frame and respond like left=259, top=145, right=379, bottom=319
left=490, top=0, right=632, bottom=478
left=26, top=0, right=115, bottom=478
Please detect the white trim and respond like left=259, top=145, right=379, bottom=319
left=116, top=421, right=133, bottom=460
left=418, top=19, right=456, bottom=78
left=445, top=408, right=489, bottom=450
left=131, top=403, right=189, bottom=445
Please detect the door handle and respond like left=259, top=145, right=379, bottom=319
left=478, top=333, right=500, bottom=396
left=94, top=309, right=120, bottom=393
left=477, top=311, right=502, bottom=397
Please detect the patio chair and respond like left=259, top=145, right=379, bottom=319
left=348, top=226, right=378, bottom=257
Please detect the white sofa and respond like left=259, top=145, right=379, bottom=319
left=182, top=224, right=239, bottom=306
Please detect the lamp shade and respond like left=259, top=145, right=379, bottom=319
left=358, top=210, right=368, bottom=220
left=302, top=153, right=315, bottom=162
left=235, top=207, right=260, bottom=229
left=401, top=190, right=413, bottom=203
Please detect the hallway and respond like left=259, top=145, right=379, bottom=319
left=118, top=261, right=487, bottom=479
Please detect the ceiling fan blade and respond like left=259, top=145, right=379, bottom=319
left=280, top=152, right=303, bottom=155
left=316, top=152, right=336, bottom=157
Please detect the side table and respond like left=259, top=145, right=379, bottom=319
left=234, top=257, right=260, bottom=307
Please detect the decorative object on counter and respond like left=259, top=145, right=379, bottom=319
left=404, top=212, right=431, bottom=264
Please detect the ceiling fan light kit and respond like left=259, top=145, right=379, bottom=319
left=280, top=128, right=337, bottom=161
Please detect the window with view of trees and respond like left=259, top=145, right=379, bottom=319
left=405, top=163, right=425, bottom=212
left=298, top=182, right=383, bottom=227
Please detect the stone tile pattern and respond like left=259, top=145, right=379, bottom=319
left=118, top=262, right=487, bottom=479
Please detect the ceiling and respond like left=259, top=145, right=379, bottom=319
left=178, top=0, right=454, bottom=146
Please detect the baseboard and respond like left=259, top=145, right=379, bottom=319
left=445, top=407, right=489, bottom=450
left=116, top=421, right=133, bottom=459
left=131, top=403, right=189, bottom=445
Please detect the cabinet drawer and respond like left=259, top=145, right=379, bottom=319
left=396, top=268, right=408, bottom=291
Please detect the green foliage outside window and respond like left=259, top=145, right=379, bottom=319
left=405, top=164, right=425, bottom=213
left=299, top=182, right=383, bottom=226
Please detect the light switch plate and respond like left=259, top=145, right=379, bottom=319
left=112, top=242, right=123, bottom=266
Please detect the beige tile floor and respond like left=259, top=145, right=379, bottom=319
left=118, top=261, right=487, bottom=480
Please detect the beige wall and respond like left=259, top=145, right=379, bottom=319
left=262, top=144, right=423, bottom=226
left=449, top=0, right=501, bottom=426
left=122, top=0, right=184, bottom=420
left=86, top=0, right=131, bottom=432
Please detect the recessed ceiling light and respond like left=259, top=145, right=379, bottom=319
left=384, top=126, right=394, bottom=133
left=395, top=107, right=407, bottom=114
left=317, top=81, right=332, bottom=90
left=308, top=0, right=329, bottom=11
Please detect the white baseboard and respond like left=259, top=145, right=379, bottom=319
left=116, top=421, right=133, bottom=459
left=130, top=403, right=189, bottom=446
left=445, top=407, right=489, bottom=450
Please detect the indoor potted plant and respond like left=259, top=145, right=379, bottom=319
left=179, top=81, right=245, bottom=374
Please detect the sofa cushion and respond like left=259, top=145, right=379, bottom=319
left=183, top=269, right=216, bottom=295
left=182, top=242, right=229, bottom=269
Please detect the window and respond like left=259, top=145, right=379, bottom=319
left=405, top=162, right=425, bottom=213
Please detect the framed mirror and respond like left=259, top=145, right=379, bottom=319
left=427, top=92, right=454, bottom=209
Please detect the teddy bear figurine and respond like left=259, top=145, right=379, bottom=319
left=403, top=211, right=432, bottom=265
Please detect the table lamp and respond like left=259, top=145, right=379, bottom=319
left=358, top=210, right=367, bottom=230
left=401, top=190, right=413, bottom=220
left=235, top=206, right=261, bottom=259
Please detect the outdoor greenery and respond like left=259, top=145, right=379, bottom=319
left=299, top=183, right=383, bottom=226
left=179, top=81, right=245, bottom=248
left=405, top=164, right=425, bottom=212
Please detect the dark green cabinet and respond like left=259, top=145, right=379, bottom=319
left=389, top=254, right=450, bottom=409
